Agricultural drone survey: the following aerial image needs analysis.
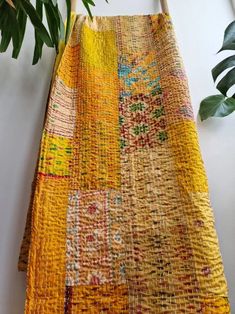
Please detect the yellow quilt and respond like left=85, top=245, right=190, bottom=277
left=18, top=12, right=230, bottom=313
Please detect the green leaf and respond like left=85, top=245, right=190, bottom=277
left=212, top=55, right=235, bottom=82
left=44, top=1, right=59, bottom=51
left=0, top=7, right=11, bottom=52
left=12, top=6, right=27, bottom=58
left=86, top=0, right=95, bottom=6
left=50, top=2, right=64, bottom=43
left=20, top=0, right=53, bottom=47
left=0, top=4, right=8, bottom=29
left=0, top=7, right=6, bottom=28
left=199, top=94, right=235, bottom=120
left=82, top=0, right=93, bottom=20
left=33, top=29, right=44, bottom=65
left=8, top=7, right=21, bottom=59
left=218, top=20, right=235, bottom=52
left=52, top=3, right=61, bottom=27
left=33, top=0, right=43, bottom=64
left=56, top=4, right=65, bottom=41
left=216, top=67, right=235, bottom=96
left=32, top=0, right=44, bottom=64
left=65, top=0, right=71, bottom=43
left=0, top=29, right=11, bottom=52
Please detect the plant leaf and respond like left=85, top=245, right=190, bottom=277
left=65, top=0, right=71, bottom=43
left=0, top=3, right=8, bottom=29
left=20, top=0, right=53, bottom=47
left=12, top=6, right=27, bottom=58
left=199, top=94, right=235, bottom=120
left=212, top=55, right=235, bottom=82
left=32, top=0, right=44, bottom=64
left=0, top=7, right=11, bottom=52
left=86, top=0, right=95, bottom=6
left=44, top=1, right=59, bottom=51
left=0, top=4, right=6, bottom=26
left=8, top=6, right=21, bottom=58
left=216, top=67, right=235, bottom=96
left=0, top=29, right=11, bottom=52
left=56, top=4, right=65, bottom=41
left=218, top=20, right=235, bottom=52
left=82, top=0, right=93, bottom=20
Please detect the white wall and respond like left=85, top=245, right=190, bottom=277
left=0, top=0, right=234, bottom=313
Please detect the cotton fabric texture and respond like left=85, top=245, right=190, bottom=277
left=18, top=12, right=230, bottom=313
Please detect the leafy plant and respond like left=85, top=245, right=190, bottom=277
left=0, top=0, right=108, bottom=64
left=199, top=20, right=235, bottom=121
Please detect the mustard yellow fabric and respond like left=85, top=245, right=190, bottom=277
left=19, top=13, right=230, bottom=313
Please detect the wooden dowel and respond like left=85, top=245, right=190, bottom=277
left=71, top=0, right=77, bottom=12
left=160, top=0, right=169, bottom=14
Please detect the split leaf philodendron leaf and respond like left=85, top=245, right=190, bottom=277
left=218, top=20, right=235, bottom=52
left=200, top=19, right=235, bottom=120
left=216, top=67, right=235, bottom=96
left=199, top=94, right=235, bottom=121
left=212, top=55, right=235, bottom=82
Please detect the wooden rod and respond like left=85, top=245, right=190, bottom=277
left=71, top=0, right=77, bottom=12
left=160, top=0, right=169, bottom=14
